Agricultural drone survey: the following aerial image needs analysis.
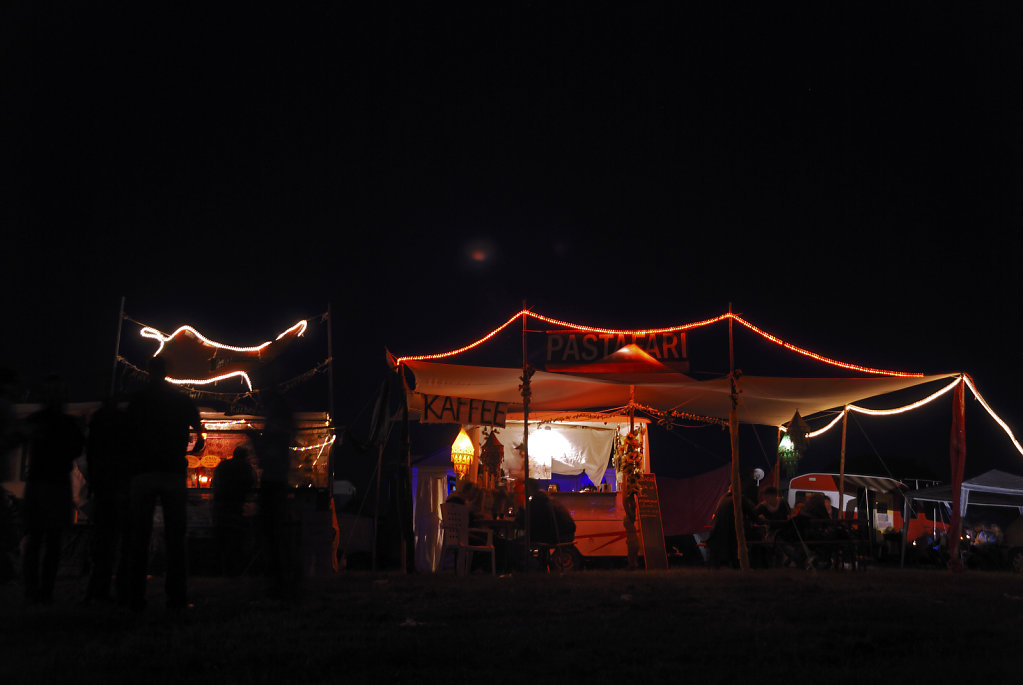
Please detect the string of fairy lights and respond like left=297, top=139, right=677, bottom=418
left=392, top=308, right=1022, bottom=458
left=393, top=309, right=924, bottom=378
left=118, top=314, right=329, bottom=402
left=777, top=374, right=1023, bottom=457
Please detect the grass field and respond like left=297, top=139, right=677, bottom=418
left=3, top=567, right=1021, bottom=684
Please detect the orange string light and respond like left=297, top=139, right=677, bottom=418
left=393, top=309, right=923, bottom=378
left=729, top=315, right=923, bottom=378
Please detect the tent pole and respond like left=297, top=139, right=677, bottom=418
left=948, top=378, right=967, bottom=571
left=521, top=301, right=531, bottom=571
left=728, top=304, right=750, bottom=571
left=839, top=407, right=848, bottom=519
left=899, top=490, right=910, bottom=569
left=327, top=303, right=336, bottom=484
left=110, top=296, right=125, bottom=397
left=400, top=371, right=414, bottom=573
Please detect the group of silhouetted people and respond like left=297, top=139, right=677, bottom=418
left=707, top=484, right=847, bottom=569
left=0, top=357, right=301, bottom=609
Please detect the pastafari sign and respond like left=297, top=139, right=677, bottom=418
left=418, top=394, right=509, bottom=427
left=545, top=330, right=689, bottom=372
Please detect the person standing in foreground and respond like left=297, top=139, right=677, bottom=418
left=126, top=357, right=204, bottom=611
left=248, top=386, right=297, bottom=600
left=84, top=392, right=131, bottom=603
left=212, top=445, right=256, bottom=576
left=22, top=374, right=85, bottom=603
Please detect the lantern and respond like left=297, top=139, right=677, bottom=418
left=479, top=429, right=505, bottom=489
left=778, top=411, right=810, bottom=479
left=778, top=433, right=798, bottom=479
left=450, top=427, right=475, bottom=479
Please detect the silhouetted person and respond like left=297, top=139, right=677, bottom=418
left=706, top=489, right=755, bottom=569
left=752, top=486, right=791, bottom=568
left=514, top=479, right=576, bottom=570
left=22, top=374, right=84, bottom=603
left=249, top=386, right=297, bottom=600
left=126, top=357, right=203, bottom=611
left=0, top=368, right=23, bottom=584
left=212, top=445, right=256, bottom=576
left=84, top=393, right=131, bottom=602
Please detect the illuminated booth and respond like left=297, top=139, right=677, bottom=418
left=107, top=308, right=340, bottom=575
left=396, top=308, right=1020, bottom=572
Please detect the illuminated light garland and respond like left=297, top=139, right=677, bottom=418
left=729, top=315, right=923, bottom=378
left=202, top=419, right=254, bottom=430
left=963, top=375, right=1023, bottom=457
left=800, top=412, right=846, bottom=439
left=291, top=434, right=337, bottom=452
left=393, top=309, right=921, bottom=379
left=168, top=371, right=255, bottom=392
left=846, top=376, right=963, bottom=417
left=774, top=375, right=1023, bottom=460
left=394, top=311, right=526, bottom=364
left=631, top=401, right=729, bottom=427
left=780, top=377, right=963, bottom=438
left=527, top=311, right=733, bottom=337
left=140, top=320, right=307, bottom=356
left=137, top=320, right=308, bottom=391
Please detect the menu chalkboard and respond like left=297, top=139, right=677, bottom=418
left=636, top=473, right=668, bottom=570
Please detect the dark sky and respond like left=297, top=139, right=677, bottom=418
left=4, top=4, right=1023, bottom=479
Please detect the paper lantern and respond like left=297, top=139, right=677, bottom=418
left=450, top=427, right=475, bottom=479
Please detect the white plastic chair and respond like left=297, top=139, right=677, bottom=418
left=440, top=502, right=496, bottom=576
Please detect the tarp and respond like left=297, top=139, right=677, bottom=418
left=404, top=360, right=959, bottom=427
left=656, top=466, right=731, bottom=536
left=905, top=470, right=1023, bottom=511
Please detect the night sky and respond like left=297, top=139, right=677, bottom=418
left=4, top=4, right=1023, bottom=482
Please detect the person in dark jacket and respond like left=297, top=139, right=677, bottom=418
left=248, top=386, right=297, bottom=600
left=706, top=489, right=756, bottom=569
left=212, top=445, right=256, bottom=576
left=84, top=394, right=131, bottom=602
left=125, top=357, right=204, bottom=611
left=22, top=374, right=84, bottom=603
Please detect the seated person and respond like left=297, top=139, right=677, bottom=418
left=754, top=487, right=791, bottom=529
left=705, top=489, right=757, bottom=569
left=516, top=479, right=575, bottom=545
left=752, top=486, right=790, bottom=567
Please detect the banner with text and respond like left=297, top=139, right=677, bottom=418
left=417, top=393, right=509, bottom=427
left=545, top=330, right=689, bottom=372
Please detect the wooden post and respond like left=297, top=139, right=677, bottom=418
left=521, top=302, right=530, bottom=569
left=728, top=305, right=750, bottom=570
left=327, top=304, right=337, bottom=484
left=838, top=407, right=848, bottom=519
left=110, top=296, right=126, bottom=396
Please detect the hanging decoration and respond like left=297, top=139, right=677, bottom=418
left=478, top=428, right=505, bottom=490
left=616, top=427, right=645, bottom=571
left=616, top=427, right=645, bottom=501
left=450, top=426, right=475, bottom=479
left=779, top=411, right=811, bottom=479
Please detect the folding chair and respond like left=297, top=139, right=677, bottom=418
left=440, top=502, right=496, bottom=576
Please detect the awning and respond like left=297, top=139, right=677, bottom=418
left=404, top=359, right=959, bottom=427
left=906, top=470, right=1023, bottom=510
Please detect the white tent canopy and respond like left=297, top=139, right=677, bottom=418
left=404, top=359, right=959, bottom=427
left=906, top=470, right=1023, bottom=514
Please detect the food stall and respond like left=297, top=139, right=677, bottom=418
left=396, top=308, right=988, bottom=572
left=177, top=410, right=335, bottom=574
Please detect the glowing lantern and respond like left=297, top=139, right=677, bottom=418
left=778, top=433, right=798, bottom=478
left=478, top=429, right=505, bottom=489
left=450, top=427, right=475, bottom=479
